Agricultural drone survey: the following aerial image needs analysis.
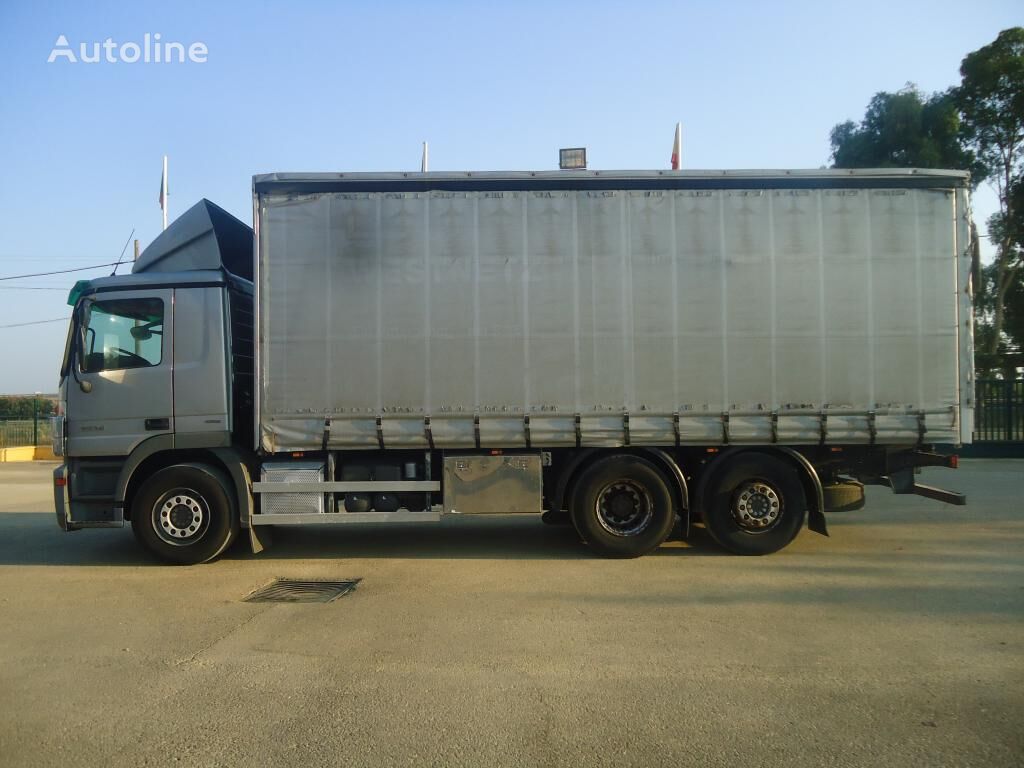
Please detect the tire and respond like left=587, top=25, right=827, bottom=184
left=570, top=455, right=676, bottom=558
left=702, top=453, right=806, bottom=556
left=823, top=480, right=865, bottom=512
left=130, top=464, right=239, bottom=565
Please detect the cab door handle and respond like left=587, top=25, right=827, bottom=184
left=145, top=418, right=170, bottom=431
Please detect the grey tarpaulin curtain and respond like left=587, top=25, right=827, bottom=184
left=257, top=185, right=961, bottom=452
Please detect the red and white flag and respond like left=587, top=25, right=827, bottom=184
left=670, top=123, right=682, bottom=170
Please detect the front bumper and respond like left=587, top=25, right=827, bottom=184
left=53, top=462, right=122, bottom=530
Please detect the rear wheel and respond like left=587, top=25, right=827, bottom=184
left=570, top=455, right=675, bottom=558
left=131, top=464, right=239, bottom=565
left=702, top=453, right=806, bottom=555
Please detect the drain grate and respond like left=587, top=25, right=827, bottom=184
left=244, top=578, right=361, bottom=604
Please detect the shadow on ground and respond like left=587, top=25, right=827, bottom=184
left=0, top=513, right=722, bottom=566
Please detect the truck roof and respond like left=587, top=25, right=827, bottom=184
left=69, top=269, right=252, bottom=305
left=253, top=168, right=970, bottom=194
left=81, top=270, right=229, bottom=292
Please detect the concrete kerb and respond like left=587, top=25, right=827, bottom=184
left=0, top=446, right=56, bottom=462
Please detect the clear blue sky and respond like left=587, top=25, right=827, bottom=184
left=0, top=0, right=1019, bottom=393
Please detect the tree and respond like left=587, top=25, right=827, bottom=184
left=0, top=396, right=55, bottom=419
left=975, top=260, right=1022, bottom=378
left=957, top=27, right=1024, bottom=357
left=830, top=85, right=981, bottom=176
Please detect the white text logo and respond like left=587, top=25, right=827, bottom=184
left=47, top=34, right=208, bottom=64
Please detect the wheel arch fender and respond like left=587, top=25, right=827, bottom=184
left=550, top=448, right=601, bottom=516
left=114, top=434, right=175, bottom=509
left=695, top=447, right=827, bottom=537
left=118, top=443, right=251, bottom=527
left=634, top=447, right=690, bottom=536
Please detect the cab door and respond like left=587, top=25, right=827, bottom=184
left=66, top=290, right=174, bottom=456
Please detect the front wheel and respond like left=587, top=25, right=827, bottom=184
left=701, top=453, right=806, bottom=555
left=131, top=464, right=239, bottom=565
left=570, top=455, right=676, bottom=558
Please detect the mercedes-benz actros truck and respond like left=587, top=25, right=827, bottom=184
left=52, top=169, right=972, bottom=564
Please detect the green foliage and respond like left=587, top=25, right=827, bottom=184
left=0, top=396, right=55, bottom=419
left=1000, top=208, right=1024, bottom=347
left=974, top=261, right=1021, bottom=377
left=985, top=176, right=1024, bottom=267
left=957, top=28, right=1024, bottom=359
left=830, top=86, right=981, bottom=181
left=957, top=27, right=1024, bottom=182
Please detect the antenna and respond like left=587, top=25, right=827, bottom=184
left=110, top=228, right=136, bottom=276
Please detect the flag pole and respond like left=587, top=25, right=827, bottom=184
left=161, top=155, right=168, bottom=230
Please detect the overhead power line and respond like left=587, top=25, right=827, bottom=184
left=0, top=317, right=67, bottom=329
left=0, top=262, right=121, bottom=281
left=0, top=285, right=68, bottom=291
left=0, top=256, right=107, bottom=262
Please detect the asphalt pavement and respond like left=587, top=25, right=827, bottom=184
left=0, top=460, right=1021, bottom=767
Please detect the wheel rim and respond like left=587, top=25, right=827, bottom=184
left=153, top=488, right=209, bottom=546
left=595, top=479, right=654, bottom=537
left=730, top=480, right=782, bottom=533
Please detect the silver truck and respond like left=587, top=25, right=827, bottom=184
left=53, top=169, right=973, bottom=564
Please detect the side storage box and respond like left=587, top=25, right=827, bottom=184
left=260, top=461, right=325, bottom=515
left=442, top=454, right=542, bottom=514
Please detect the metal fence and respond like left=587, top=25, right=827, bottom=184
left=974, top=379, right=1024, bottom=443
left=0, top=396, right=56, bottom=449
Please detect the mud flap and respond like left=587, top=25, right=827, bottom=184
left=248, top=524, right=273, bottom=554
left=808, top=505, right=829, bottom=537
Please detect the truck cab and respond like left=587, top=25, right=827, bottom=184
left=54, top=200, right=255, bottom=561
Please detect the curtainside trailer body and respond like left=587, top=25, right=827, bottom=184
left=53, top=169, right=973, bottom=563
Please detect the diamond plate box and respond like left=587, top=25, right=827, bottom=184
left=260, top=461, right=325, bottom=515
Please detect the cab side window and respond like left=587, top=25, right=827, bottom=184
left=81, top=298, right=164, bottom=373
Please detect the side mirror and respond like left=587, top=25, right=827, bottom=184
left=79, top=380, right=93, bottom=393
left=130, top=326, right=152, bottom=341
